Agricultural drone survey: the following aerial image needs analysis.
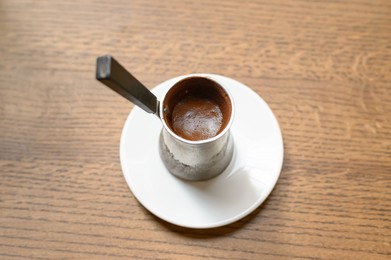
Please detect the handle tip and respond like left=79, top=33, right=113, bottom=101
left=96, top=55, right=112, bottom=80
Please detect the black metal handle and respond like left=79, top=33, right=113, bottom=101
left=96, top=55, right=159, bottom=115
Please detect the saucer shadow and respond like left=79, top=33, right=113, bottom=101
left=148, top=192, right=273, bottom=238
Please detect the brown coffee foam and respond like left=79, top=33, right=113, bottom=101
left=163, top=77, right=232, bottom=141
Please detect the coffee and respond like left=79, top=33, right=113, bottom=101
left=162, top=77, right=232, bottom=141
left=172, top=96, right=223, bottom=141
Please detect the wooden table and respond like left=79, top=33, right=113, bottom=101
left=1, top=0, right=390, bottom=259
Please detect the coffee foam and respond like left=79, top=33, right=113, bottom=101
left=172, top=97, right=223, bottom=141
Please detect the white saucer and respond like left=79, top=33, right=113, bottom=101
left=120, top=74, right=284, bottom=229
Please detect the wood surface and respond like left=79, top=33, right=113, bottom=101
left=1, top=0, right=390, bottom=259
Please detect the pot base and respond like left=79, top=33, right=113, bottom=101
left=159, top=130, right=234, bottom=181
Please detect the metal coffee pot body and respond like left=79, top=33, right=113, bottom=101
left=158, top=76, right=235, bottom=181
left=159, top=124, right=234, bottom=181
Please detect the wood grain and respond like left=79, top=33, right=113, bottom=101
left=1, top=0, right=390, bottom=259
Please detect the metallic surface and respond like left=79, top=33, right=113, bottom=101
left=158, top=77, right=235, bottom=181
left=159, top=128, right=234, bottom=181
